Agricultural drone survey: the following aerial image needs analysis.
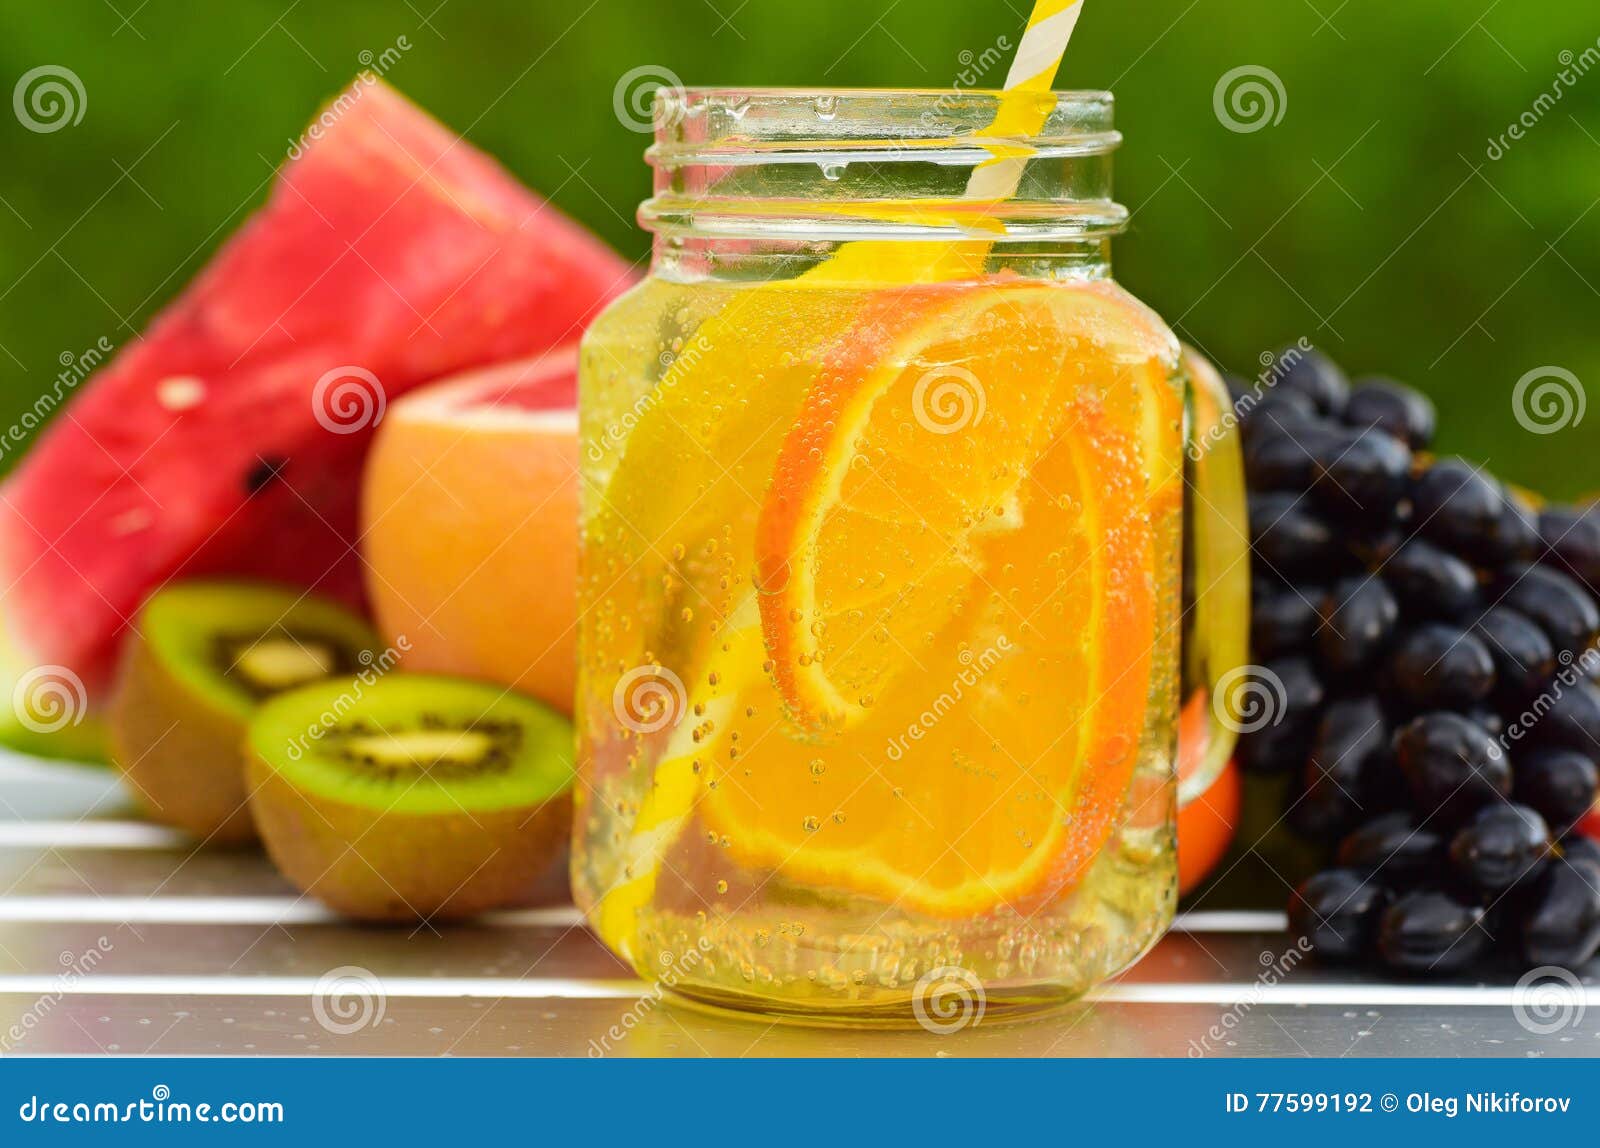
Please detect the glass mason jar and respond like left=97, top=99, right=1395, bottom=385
left=573, top=87, right=1246, bottom=1024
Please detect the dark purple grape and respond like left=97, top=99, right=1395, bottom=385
left=1471, top=607, right=1556, bottom=701
left=1250, top=494, right=1343, bottom=578
left=1289, top=868, right=1386, bottom=962
left=1273, top=347, right=1350, bottom=416
left=1239, top=725, right=1310, bottom=775
left=1336, top=812, right=1446, bottom=886
left=1240, top=387, right=1319, bottom=434
left=1312, top=426, right=1411, bottom=521
left=1350, top=525, right=1405, bottom=567
left=1538, top=505, right=1600, bottom=590
left=1242, top=432, right=1306, bottom=493
left=1562, top=836, right=1600, bottom=870
left=1252, top=585, right=1321, bottom=659
left=1393, top=712, right=1510, bottom=823
left=1466, top=707, right=1507, bottom=740
left=1243, top=421, right=1343, bottom=493
left=1271, top=656, right=1327, bottom=717
left=1448, top=804, right=1551, bottom=893
left=1287, top=775, right=1364, bottom=843
left=1411, top=458, right=1505, bottom=557
left=1234, top=657, right=1326, bottom=775
left=1381, top=539, right=1480, bottom=620
left=1290, top=698, right=1389, bottom=842
left=1514, top=748, right=1600, bottom=835
left=1312, top=697, right=1388, bottom=774
left=1526, top=679, right=1600, bottom=756
left=1315, top=576, right=1399, bottom=676
left=1343, top=377, right=1436, bottom=449
left=1521, top=854, right=1600, bottom=966
left=1481, top=490, right=1541, bottom=566
left=1385, top=623, right=1495, bottom=712
left=1377, top=890, right=1491, bottom=974
left=1497, top=564, right=1600, bottom=660
left=1359, top=743, right=1412, bottom=813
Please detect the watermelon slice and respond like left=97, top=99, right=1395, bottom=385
left=0, top=78, right=634, bottom=760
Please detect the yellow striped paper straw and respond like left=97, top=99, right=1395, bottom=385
left=965, top=0, right=1085, bottom=202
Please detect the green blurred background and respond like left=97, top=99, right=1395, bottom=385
left=1, top=0, right=1596, bottom=494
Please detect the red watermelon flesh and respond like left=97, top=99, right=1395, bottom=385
left=0, top=78, right=634, bottom=725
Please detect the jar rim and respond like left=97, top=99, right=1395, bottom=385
left=642, top=86, right=1125, bottom=247
left=663, top=85, right=1113, bottom=102
left=651, top=86, right=1118, bottom=158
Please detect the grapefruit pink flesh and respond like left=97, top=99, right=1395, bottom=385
left=0, top=80, right=630, bottom=756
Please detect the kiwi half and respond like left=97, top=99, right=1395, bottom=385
left=245, top=674, right=573, bottom=922
left=109, top=581, right=380, bottom=844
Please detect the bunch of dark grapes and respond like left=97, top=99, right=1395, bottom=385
left=1231, top=347, right=1600, bottom=976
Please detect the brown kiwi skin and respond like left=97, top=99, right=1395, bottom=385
left=109, top=633, right=257, bottom=846
left=247, top=755, right=571, bottom=922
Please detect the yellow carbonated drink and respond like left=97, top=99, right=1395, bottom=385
left=571, top=88, right=1242, bottom=1023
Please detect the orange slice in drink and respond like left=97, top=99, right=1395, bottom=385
left=751, top=285, right=1049, bottom=735
left=701, top=280, right=1180, bottom=917
left=755, top=282, right=1173, bottom=736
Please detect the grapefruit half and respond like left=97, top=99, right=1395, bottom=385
left=361, top=348, right=579, bottom=714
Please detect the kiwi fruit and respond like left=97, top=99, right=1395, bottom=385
left=245, top=674, right=573, bottom=922
left=109, top=581, right=380, bottom=844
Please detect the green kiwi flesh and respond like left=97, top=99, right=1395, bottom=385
left=109, top=581, right=380, bottom=844
left=246, top=674, right=573, bottom=921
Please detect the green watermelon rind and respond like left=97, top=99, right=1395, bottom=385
left=0, top=618, right=112, bottom=765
